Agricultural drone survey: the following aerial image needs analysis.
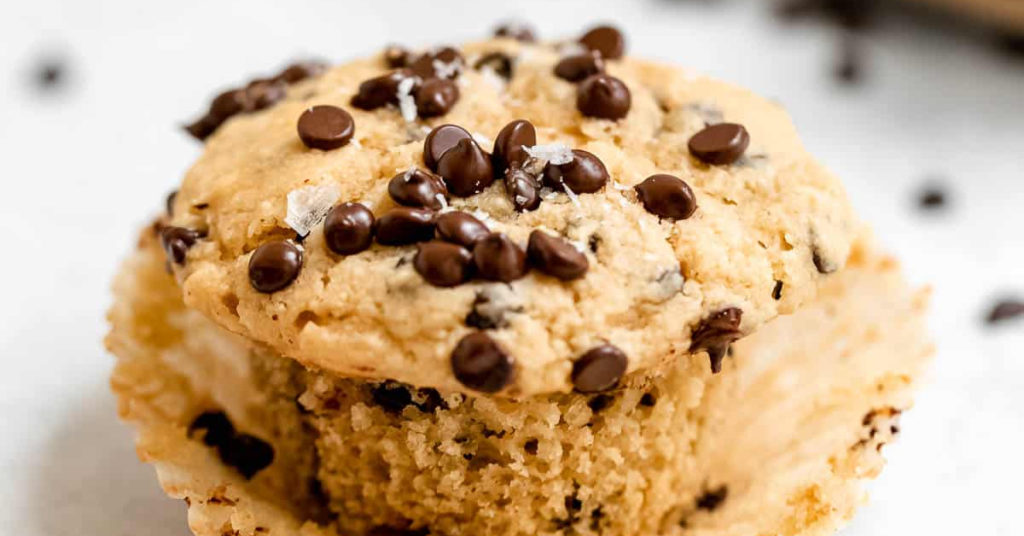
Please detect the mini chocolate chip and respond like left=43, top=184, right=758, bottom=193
left=415, top=77, right=460, bottom=118
left=505, top=168, right=542, bottom=212
left=492, top=119, right=537, bottom=174
left=160, top=226, right=202, bottom=265
left=383, top=45, right=411, bottom=68
left=474, top=52, right=514, bottom=80
left=324, top=203, right=375, bottom=255
left=494, top=22, right=537, bottom=42
left=554, top=51, right=605, bottom=82
left=297, top=105, right=354, bottom=150
left=369, top=527, right=429, bottom=536
left=189, top=411, right=235, bottom=447
left=410, top=47, right=464, bottom=80
left=639, top=393, right=656, bottom=407
left=690, top=308, right=744, bottom=373
left=772, top=280, right=784, bottom=300
left=572, top=344, right=628, bottom=393
left=414, top=241, right=474, bottom=287
left=696, top=486, right=728, bottom=511
left=370, top=381, right=414, bottom=414
left=218, top=433, right=274, bottom=479
left=351, top=70, right=413, bottom=110
left=527, top=230, right=589, bottom=280
left=473, top=233, right=528, bottom=282
left=588, top=394, right=614, bottom=412
left=165, top=191, right=178, bottom=215
left=579, top=25, right=625, bottom=59
left=244, top=79, right=287, bottom=111
left=917, top=183, right=947, bottom=210
left=688, top=123, right=750, bottom=165
left=986, top=299, right=1024, bottom=325
left=388, top=168, right=448, bottom=210
left=423, top=124, right=473, bottom=171
left=577, top=74, right=631, bottom=120
left=451, top=332, right=514, bottom=393
left=464, top=286, right=522, bottom=329
left=524, top=439, right=539, bottom=455
left=811, top=246, right=837, bottom=274
left=275, top=61, right=326, bottom=84
left=375, top=208, right=436, bottom=245
left=436, top=211, right=490, bottom=247
left=634, top=174, right=697, bottom=220
left=543, top=149, right=609, bottom=194
left=248, top=241, right=303, bottom=293
left=437, top=138, right=496, bottom=197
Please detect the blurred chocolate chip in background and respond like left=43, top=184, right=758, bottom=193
left=27, top=50, right=72, bottom=95
left=915, top=180, right=950, bottom=212
left=985, top=299, right=1024, bottom=325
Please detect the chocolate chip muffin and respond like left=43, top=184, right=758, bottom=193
left=107, top=24, right=931, bottom=536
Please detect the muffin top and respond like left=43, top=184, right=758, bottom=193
left=162, top=26, right=855, bottom=397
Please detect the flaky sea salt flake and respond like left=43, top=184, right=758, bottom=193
left=524, top=143, right=574, bottom=165
left=285, top=183, right=342, bottom=237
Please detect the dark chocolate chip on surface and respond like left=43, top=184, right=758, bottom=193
left=543, top=149, right=610, bottom=194
left=414, top=241, right=474, bottom=287
left=351, top=70, right=413, bottom=110
left=189, top=411, right=235, bottom=447
left=324, top=202, right=375, bottom=255
left=436, top=211, right=490, bottom=248
left=383, top=45, right=412, bottom=68
left=505, top=168, right=543, bottom=212
left=634, top=174, right=698, bottom=220
left=275, top=61, right=326, bottom=84
left=451, top=332, right=515, bottom=393
left=688, top=123, right=750, bottom=165
left=690, top=307, right=744, bottom=373
left=579, top=25, right=626, bottom=59
left=415, top=77, right=460, bottom=118
left=473, top=233, right=528, bottom=282
left=696, top=486, right=728, bottom=511
left=572, top=344, right=628, bottom=393
left=492, top=119, right=537, bottom=173
left=423, top=124, right=473, bottom=171
left=375, top=208, right=437, bottom=246
left=248, top=240, right=303, bottom=293
left=474, top=51, right=514, bottom=80
left=576, top=74, right=631, bottom=120
left=494, top=22, right=537, bottom=42
left=217, top=434, right=274, bottom=480
left=244, top=79, right=287, bottom=111
left=985, top=299, right=1024, bottom=325
left=436, top=138, right=496, bottom=197
left=410, top=47, right=464, bottom=80
left=388, top=168, right=448, bottom=210
left=297, top=105, right=355, bottom=150
left=160, top=226, right=202, bottom=265
left=527, top=230, right=589, bottom=281
left=554, top=51, right=605, bottom=82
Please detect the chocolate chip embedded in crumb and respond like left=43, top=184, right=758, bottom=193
left=351, top=70, right=413, bottom=110
left=371, top=381, right=444, bottom=414
left=579, top=25, right=626, bottom=60
left=436, top=211, right=490, bottom=248
left=688, top=123, right=750, bottom=165
left=189, top=411, right=235, bottom=447
left=297, top=105, right=355, bottom=150
left=772, top=280, right=784, bottom=300
left=324, top=202, right=375, bottom=255
left=248, top=240, right=303, bottom=293
left=436, top=137, right=496, bottom=197
left=160, top=226, right=203, bottom=265
left=217, top=433, right=274, bottom=480
left=577, top=74, right=631, bottom=120
left=414, top=77, right=460, bottom=118
left=368, top=526, right=429, bottom=536
left=985, top=299, right=1024, bottom=325
left=388, top=168, right=448, bottom=210
left=423, top=124, right=473, bottom=171
left=543, top=149, right=610, bottom=194
left=527, top=230, right=589, bottom=281
left=690, top=308, right=744, bottom=373
left=465, top=285, right=522, bottom=329
left=474, top=52, right=514, bottom=80
left=410, top=47, right=464, bottom=80
left=383, top=45, right=411, bottom=68
left=811, top=245, right=838, bottom=274
left=375, top=208, right=437, bottom=246
left=414, top=241, right=474, bottom=287
left=451, top=332, right=514, bottom=393
left=494, top=22, right=537, bottom=42
left=505, top=168, right=543, bottom=212
left=634, top=174, right=698, bottom=220
left=696, top=486, right=728, bottom=511
left=554, top=51, right=605, bottom=82
left=473, top=233, right=528, bottom=282
left=492, top=119, right=537, bottom=174
left=572, top=344, right=628, bottom=393
left=275, top=61, right=326, bottom=84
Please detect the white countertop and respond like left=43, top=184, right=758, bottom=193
left=1, top=0, right=1022, bottom=534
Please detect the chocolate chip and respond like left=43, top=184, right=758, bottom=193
left=524, top=439, right=540, bottom=455
left=244, top=79, right=287, bottom=111
left=166, top=191, right=178, bottom=215
left=451, top=332, right=514, bottom=393
left=634, top=174, right=698, bottom=220
left=505, top=168, right=542, bottom=212
left=543, top=149, right=609, bottom=194
left=579, top=25, right=625, bottom=59
left=375, top=208, right=436, bottom=245
left=917, top=183, right=947, bottom=210
left=248, top=240, right=303, bottom=293
left=527, top=230, right=589, bottom=281
left=389, top=169, right=448, bottom=210
left=217, top=434, right=274, bottom=480
left=572, top=344, right=628, bottom=393
left=554, top=51, right=605, bottom=82
left=986, top=299, right=1024, bottom=325
left=436, top=211, right=489, bottom=247
left=423, top=124, right=473, bottom=171
left=189, top=411, right=235, bottom=447
left=160, top=226, right=202, bottom=265
left=690, top=308, right=744, bottom=373
left=772, top=280, right=784, bottom=300
left=696, top=486, right=728, bottom=511
left=383, top=45, right=411, bottom=68
left=275, top=61, right=326, bottom=84
left=410, top=47, right=464, bottom=80
left=492, top=119, right=537, bottom=174
left=587, top=394, right=614, bottom=412
left=370, top=381, right=443, bottom=414
left=415, top=77, right=460, bottom=118
left=473, top=233, right=528, bottom=282
left=494, top=22, right=537, bottom=42
left=184, top=114, right=223, bottom=141
left=577, top=74, right=631, bottom=120
left=465, top=286, right=521, bottom=329
left=639, top=393, right=657, bottom=407
left=297, top=105, right=354, bottom=150
left=688, top=123, right=750, bottom=165
left=414, top=241, right=474, bottom=287
left=474, top=52, right=514, bottom=79
left=811, top=246, right=837, bottom=274
left=351, top=70, right=412, bottom=110
left=437, top=138, right=496, bottom=197
left=324, top=203, right=375, bottom=255
left=210, top=88, right=249, bottom=118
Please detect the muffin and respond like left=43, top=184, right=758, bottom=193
left=107, top=24, right=931, bottom=536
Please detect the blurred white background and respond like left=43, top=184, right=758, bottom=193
left=1, top=0, right=1022, bottom=534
